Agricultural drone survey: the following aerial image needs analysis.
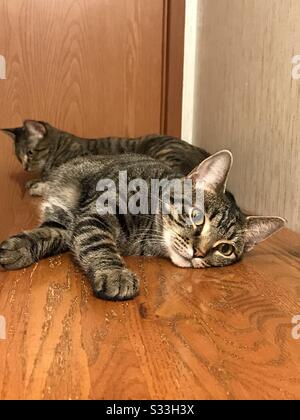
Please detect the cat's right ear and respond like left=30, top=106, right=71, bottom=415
left=1, top=128, right=18, bottom=140
left=188, top=150, right=233, bottom=194
left=24, top=120, right=47, bottom=140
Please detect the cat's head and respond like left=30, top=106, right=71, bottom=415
left=162, top=150, right=286, bottom=269
left=1, top=120, right=53, bottom=172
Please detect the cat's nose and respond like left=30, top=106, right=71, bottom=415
left=193, top=247, right=206, bottom=258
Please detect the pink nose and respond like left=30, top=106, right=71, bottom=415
left=193, top=248, right=206, bottom=258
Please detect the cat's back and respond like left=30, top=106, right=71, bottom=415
left=48, top=153, right=178, bottom=187
left=137, top=135, right=210, bottom=174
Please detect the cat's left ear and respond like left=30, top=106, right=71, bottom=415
left=1, top=128, right=18, bottom=140
left=24, top=120, right=47, bottom=140
left=188, top=150, right=233, bottom=194
left=244, top=216, right=286, bottom=252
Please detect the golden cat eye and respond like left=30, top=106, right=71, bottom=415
left=191, top=209, right=205, bottom=226
left=217, top=243, right=235, bottom=256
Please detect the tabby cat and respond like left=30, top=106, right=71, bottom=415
left=1, top=120, right=209, bottom=196
left=0, top=151, right=285, bottom=301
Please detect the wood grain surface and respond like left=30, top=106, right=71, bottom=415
left=193, top=0, right=300, bottom=232
left=0, top=135, right=300, bottom=400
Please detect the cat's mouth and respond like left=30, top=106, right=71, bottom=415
left=168, top=245, right=193, bottom=268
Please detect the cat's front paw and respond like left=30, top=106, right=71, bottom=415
left=26, top=179, right=47, bottom=197
left=0, top=235, right=35, bottom=270
left=191, top=258, right=207, bottom=269
left=92, top=268, right=140, bottom=301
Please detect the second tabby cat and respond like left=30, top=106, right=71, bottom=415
left=1, top=120, right=209, bottom=196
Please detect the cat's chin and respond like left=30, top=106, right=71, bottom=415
left=168, top=249, right=208, bottom=269
left=168, top=248, right=192, bottom=268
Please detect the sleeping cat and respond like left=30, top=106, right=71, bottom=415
left=0, top=150, right=285, bottom=301
left=1, top=120, right=209, bottom=196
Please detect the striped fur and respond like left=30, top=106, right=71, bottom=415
left=0, top=153, right=285, bottom=301
left=1, top=120, right=209, bottom=196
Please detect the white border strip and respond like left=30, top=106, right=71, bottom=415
left=181, top=0, right=199, bottom=144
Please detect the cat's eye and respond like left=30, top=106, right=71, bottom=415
left=217, top=243, right=235, bottom=257
left=27, top=150, right=34, bottom=157
left=190, top=209, right=205, bottom=226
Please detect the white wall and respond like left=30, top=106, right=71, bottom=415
left=183, top=0, right=300, bottom=232
left=181, top=0, right=200, bottom=144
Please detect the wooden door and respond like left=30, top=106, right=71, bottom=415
left=0, top=0, right=185, bottom=237
left=0, top=0, right=179, bottom=137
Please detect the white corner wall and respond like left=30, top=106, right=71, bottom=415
left=181, top=0, right=200, bottom=144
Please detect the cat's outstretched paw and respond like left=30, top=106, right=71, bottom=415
left=191, top=258, right=208, bottom=268
left=0, top=235, right=34, bottom=270
left=92, top=268, right=140, bottom=301
left=26, top=179, right=47, bottom=197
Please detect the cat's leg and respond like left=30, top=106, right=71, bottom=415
left=26, top=170, right=52, bottom=197
left=0, top=202, right=73, bottom=270
left=73, top=214, right=139, bottom=301
left=0, top=221, right=71, bottom=270
left=26, top=178, right=49, bottom=197
left=26, top=179, right=50, bottom=197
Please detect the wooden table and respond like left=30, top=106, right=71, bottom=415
left=0, top=140, right=300, bottom=400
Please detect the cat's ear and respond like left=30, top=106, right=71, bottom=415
left=1, top=128, right=18, bottom=140
left=188, top=150, right=233, bottom=193
left=24, top=120, right=47, bottom=140
left=244, top=216, right=286, bottom=252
